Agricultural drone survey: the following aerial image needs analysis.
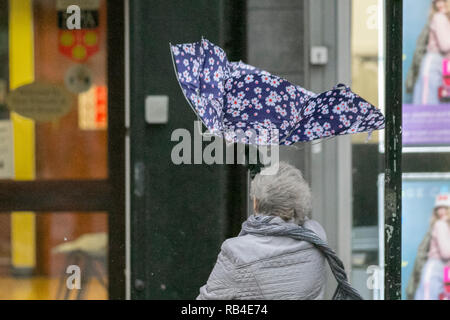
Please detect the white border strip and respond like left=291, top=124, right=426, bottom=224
left=402, top=172, right=450, bottom=180
left=377, top=173, right=385, bottom=300
left=378, top=0, right=386, bottom=154
left=402, top=146, right=450, bottom=153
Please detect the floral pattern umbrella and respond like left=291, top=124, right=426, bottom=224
left=170, top=38, right=385, bottom=146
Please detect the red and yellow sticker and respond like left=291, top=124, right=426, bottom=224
left=58, top=29, right=99, bottom=63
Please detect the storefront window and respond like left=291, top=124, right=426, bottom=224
left=350, top=0, right=383, bottom=300
left=399, top=0, right=450, bottom=300
left=0, top=0, right=112, bottom=301
left=352, top=0, right=450, bottom=300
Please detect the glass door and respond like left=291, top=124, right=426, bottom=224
left=0, top=0, right=125, bottom=300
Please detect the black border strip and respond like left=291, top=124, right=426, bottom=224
left=384, top=0, right=403, bottom=300
left=106, top=0, right=126, bottom=300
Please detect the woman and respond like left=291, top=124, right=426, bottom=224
left=413, top=0, right=450, bottom=105
left=414, top=193, right=450, bottom=300
left=197, top=162, right=361, bottom=300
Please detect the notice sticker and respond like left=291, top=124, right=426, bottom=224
left=78, top=85, right=107, bottom=130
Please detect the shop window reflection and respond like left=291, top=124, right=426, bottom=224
left=0, top=212, right=108, bottom=300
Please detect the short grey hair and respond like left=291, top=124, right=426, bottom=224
left=250, top=162, right=312, bottom=224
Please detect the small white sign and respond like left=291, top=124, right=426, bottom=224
left=145, top=95, right=169, bottom=124
left=310, top=46, right=328, bottom=65
left=0, top=120, right=14, bottom=179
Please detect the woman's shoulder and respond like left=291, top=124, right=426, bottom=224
left=303, top=219, right=327, bottom=242
left=431, top=220, right=450, bottom=240
left=431, top=12, right=450, bottom=27
left=433, top=219, right=450, bottom=231
left=220, top=234, right=266, bottom=264
left=220, top=232, right=319, bottom=266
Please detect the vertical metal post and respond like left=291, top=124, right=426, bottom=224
left=108, top=0, right=127, bottom=300
left=384, top=0, right=402, bottom=300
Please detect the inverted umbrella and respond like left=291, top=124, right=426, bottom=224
left=170, top=38, right=378, bottom=300
left=170, top=38, right=385, bottom=146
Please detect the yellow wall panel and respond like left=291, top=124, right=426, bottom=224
left=9, top=0, right=36, bottom=270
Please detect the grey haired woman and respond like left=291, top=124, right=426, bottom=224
left=197, top=162, right=361, bottom=300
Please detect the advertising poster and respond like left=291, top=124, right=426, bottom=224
left=402, top=175, right=450, bottom=300
left=379, top=173, right=450, bottom=300
left=403, top=0, right=450, bottom=150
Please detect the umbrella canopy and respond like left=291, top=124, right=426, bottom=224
left=170, top=38, right=385, bottom=145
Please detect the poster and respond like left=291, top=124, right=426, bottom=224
left=378, top=173, right=450, bottom=300
left=403, top=0, right=450, bottom=150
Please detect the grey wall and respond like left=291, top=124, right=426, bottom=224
left=308, top=0, right=353, bottom=299
left=247, top=0, right=311, bottom=176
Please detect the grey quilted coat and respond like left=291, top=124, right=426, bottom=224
left=197, top=217, right=327, bottom=300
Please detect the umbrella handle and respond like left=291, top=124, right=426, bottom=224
left=245, top=144, right=265, bottom=179
left=333, top=83, right=351, bottom=91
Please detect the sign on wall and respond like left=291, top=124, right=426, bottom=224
left=5, top=82, right=73, bottom=122
left=78, top=85, right=107, bottom=130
